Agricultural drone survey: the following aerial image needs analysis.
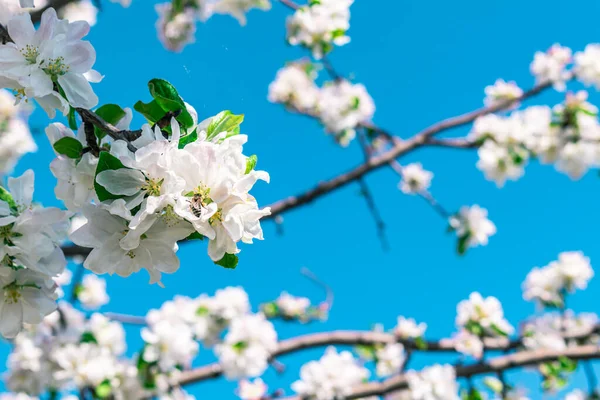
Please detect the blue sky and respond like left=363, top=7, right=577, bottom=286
left=4, top=0, right=600, bottom=398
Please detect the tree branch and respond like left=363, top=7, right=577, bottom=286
left=280, top=345, right=600, bottom=400
left=172, top=323, right=598, bottom=387
left=278, top=0, right=300, bottom=10
left=30, top=0, right=77, bottom=23
left=263, top=78, right=556, bottom=221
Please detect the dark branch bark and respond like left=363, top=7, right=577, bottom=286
left=279, top=345, right=600, bottom=400
left=30, top=0, right=77, bottom=23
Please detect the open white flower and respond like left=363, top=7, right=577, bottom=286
left=0, top=8, right=99, bottom=115
left=76, top=274, right=109, bottom=310
left=530, top=44, right=572, bottom=91
left=292, top=347, right=369, bottom=400
left=70, top=204, right=193, bottom=285
left=399, top=163, right=433, bottom=194
left=0, top=269, right=57, bottom=338
left=450, top=205, right=496, bottom=250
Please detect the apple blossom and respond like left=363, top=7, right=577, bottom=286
left=286, top=0, right=353, bottom=59
left=398, top=163, right=433, bottom=194
left=292, top=347, right=369, bottom=400
left=0, top=8, right=100, bottom=115
left=530, top=44, right=572, bottom=91
left=484, top=79, right=523, bottom=108
left=406, top=364, right=459, bottom=400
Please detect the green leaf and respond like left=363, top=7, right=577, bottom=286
left=245, top=155, right=257, bottom=174
left=68, top=107, right=78, bottom=130
left=215, top=253, right=238, bottom=269
left=354, top=344, right=376, bottom=360
left=186, top=232, right=205, bottom=241
left=232, top=341, right=248, bottom=352
left=147, top=79, right=194, bottom=128
left=206, top=111, right=244, bottom=141
left=95, top=379, right=112, bottom=399
left=261, top=302, right=278, bottom=318
left=414, top=336, right=428, bottom=350
left=196, top=306, right=210, bottom=316
left=94, top=104, right=126, bottom=139
left=53, top=137, right=83, bottom=159
left=0, top=186, right=17, bottom=211
left=457, top=234, right=470, bottom=255
left=489, top=323, right=508, bottom=337
left=94, top=151, right=127, bottom=202
left=171, top=0, right=185, bottom=13
left=558, top=356, right=577, bottom=372
left=178, top=129, right=198, bottom=149
left=80, top=332, right=98, bottom=344
left=134, top=99, right=167, bottom=125
left=464, top=320, right=483, bottom=336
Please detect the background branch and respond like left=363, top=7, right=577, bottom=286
left=173, top=324, right=599, bottom=386
left=280, top=345, right=600, bottom=400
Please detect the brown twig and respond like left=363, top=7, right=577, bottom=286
left=300, top=267, right=334, bottom=311
left=262, top=79, right=557, bottom=221
left=30, top=0, right=77, bottom=23
left=104, top=312, right=147, bottom=325
left=356, top=131, right=389, bottom=250
left=172, top=324, right=600, bottom=387
left=279, top=345, right=600, bottom=400
left=278, top=0, right=300, bottom=10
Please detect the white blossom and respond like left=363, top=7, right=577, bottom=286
left=317, top=80, right=375, bottom=146
left=237, top=378, right=268, bottom=400
left=286, top=0, right=353, bottom=59
left=86, top=313, right=126, bottom=355
left=394, top=316, right=427, bottom=339
left=375, top=343, right=405, bottom=377
left=76, top=274, right=109, bottom=310
left=565, top=389, right=587, bottom=400
left=60, top=0, right=98, bottom=26
left=451, top=330, right=483, bottom=359
left=456, top=292, right=513, bottom=337
left=275, top=291, right=311, bottom=317
left=292, top=347, right=369, bottom=400
left=476, top=140, right=527, bottom=187
left=398, top=163, right=433, bottom=194
left=574, top=44, right=600, bottom=89
left=530, top=44, right=572, bottom=91
left=155, top=3, right=196, bottom=52
left=449, top=205, right=496, bottom=250
left=215, top=313, right=277, bottom=379
left=141, top=319, right=198, bottom=371
left=484, top=79, right=523, bottom=107
left=268, top=62, right=320, bottom=113
left=0, top=89, right=36, bottom=175
left=0, top=8, right=100, bottom=116
left=406, top=364, right=459, bottom=400
left=208, top=0, right=271, bottom=25
left=52, top=269, right=71, bottom=298
left=523, top=251, right=593, bottom=307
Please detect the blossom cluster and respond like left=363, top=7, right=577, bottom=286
left=291, top=347, right=369, bottom=400
left=155, top=0, right=271, bottom=51
left=448, top=292, right=513, bottom=359
left=62, top=107, right=270, bottom=284
left=261, top=291, right=329, bottom=322
left=523, top=251, right=593, bottom=308
left=286, top=0, right=353, bottom=59
left=4, top=301, right=139, bottom=399
left=0, top=170, right=68, bottom=338
left=269, top=62, right=375, bottom=146
left=0, top=8, right=101, bottom=118
left=405, top=364, right=460, bottom=400
left=0, top=90, right=36, bottom=175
